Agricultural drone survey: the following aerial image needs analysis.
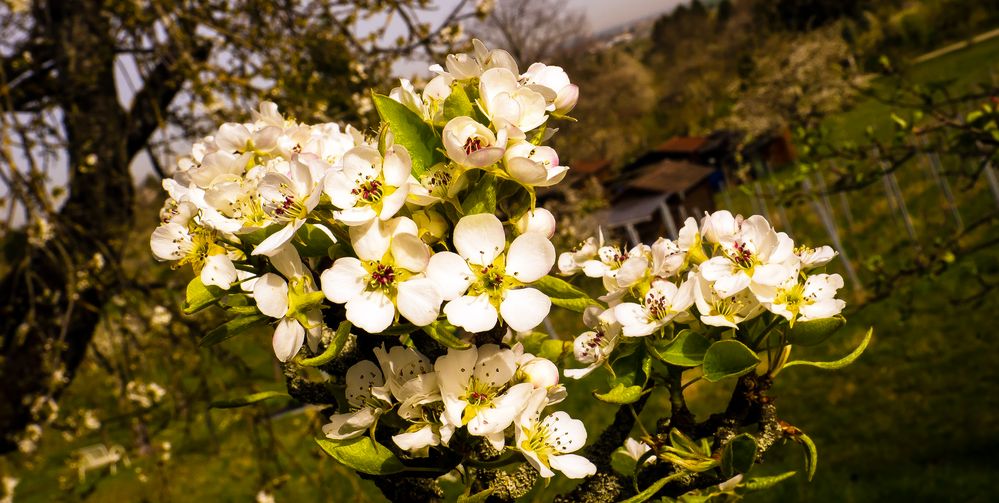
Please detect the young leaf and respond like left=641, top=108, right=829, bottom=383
left=794, top=431, right=818, bottom=481
left=421, top=320, right=471, bottom=350
left=783, top=328, right=872, bottom=370
left=646, top=330, right=711, bottom=367
left=702, top=340, right=761, bottom=382
left=184, top=276, right=226, bottom=314
left=293, top=223, right=337, bottom=257
left=740, top=471, right=797, bottom=491
left=457, top=487, right=495, bottom=503
left=210, top=390, right=290, bottom=409
left=533, top=275, right=599, bottom=312
left=199, top=314, right=270, bottom=347
left=300, top=321, right=352, bottom=367
left=442, top=83, right=485, bottom=124
left=315, top=436, right=406, bottom=475
left=787, top=315, right=845, bottom=346
left=721, top=434, right=758, bottom=477
left=619, top=473, right=684, bottom=503
left=372, top=93, right=440, bottom=178
left=461, top=173, right=497, bottom=215
left=593, top=383, right=647, bottom=404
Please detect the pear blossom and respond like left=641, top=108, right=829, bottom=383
left=252, top=154, right=328, bottom=256
left=149, top=222, right=238, bottom=289
left=565, top=306, right=622, bottom=379
left=432, top=39, right=518, bottom=80
left=324, top=145, right=411, bottom=226
left=503, top=141, right=569, bottom=187
left=520, top=62, right=579, bottom=116
left=795, top=245, right=837, bottom=270
left=442, top=116, right=510, bottom=168
left=755, top=272, right=846, bottom=324
left=426, top=213, right=555, bottom=333
left=322, top=360, right=392, bottom=440
left=479, top=68, right=548, bottom=132
left=622, top=437, right=655, bottom=465
left=252, top=246, right=324, bottom=361
left=582, top=243, right=650, bottom=298
left=614, top=279, right=695, bottom=337
left=692, top=271, right=765, bottom=329
left=435, top=344, right=535, bottom=449
left=699, top=215, right=797, bottom=298
left=514, top=349, right=566, bottom=404
left=557, top=236, right=599, bottom=275
left=320, top=217, right=441, bottom=333
left=649, top=217, right=701, bottom=278
left=514, top=389, right=595, bottom=479
left=371, top=345, right=445, bottom=453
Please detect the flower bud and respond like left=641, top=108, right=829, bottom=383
left=412, top=209, right=448, bottom=243
left=515, top=208, right=556, bottom=238
left=518, top=357, right=559, bottom=388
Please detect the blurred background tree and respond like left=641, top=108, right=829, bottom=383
left=0, top=0, right=478, bottom=456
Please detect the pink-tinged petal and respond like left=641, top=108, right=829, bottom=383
left=201, top=254, right=237, bottom=289
left=396, top=278, right=442, bottom=326
left=253, top=273, right=289, bottom=318
left=444, top=294, right=498, bottom=333
left=272, top=318, right=305, bottom=362
left=426, top=252, right=474, bottom=300
left=346, top=290, right=395, bottom=334
left=506, top=232, right=555, bottom=283
left=321, top=258, right=367, bottom=304
left=507, top=157, right=547, bottom=185
left=537, top=165, right=569, bottom=187
left=548, top=454, right=597, bottom=479
left=453, top=213, right=506, bottom=265
left=382, top=146, right=412, bottom=187
left=349, top=220, right=392, bottom=262
left=499, top=288, right=551, bottom=332
left=467, top=146, right=505, bottom=167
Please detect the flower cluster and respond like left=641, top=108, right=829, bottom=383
left=324, top=343, right=593, bottom=478
left=560, top=211, right=845, bottom=377
left=153, top=37, right=855, bottom=491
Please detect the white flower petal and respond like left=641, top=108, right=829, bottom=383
left=272, top=318, right=305, bottom=362
left=349, top=220, right=392, bottom=261
left=392, top=425, right=439, bottom=452
left=426, top=252, right=474, bottom=300
left=444, top=293, right=498, bottom=333
left=506, top=232, right=556, bottom=283
left=201, top=254, right=237, bottom=289
left=253, top=273, right=289, bottom=318
left=346, top=360, right=385, bottom=407
left=252, top=220, right=304, bottom=257
left=396, top=278, right=442, bottom=326
left=346, top=290, right=396, bottom=334
left=391, top=233, right=431, bottom=272
left=548, top=454, right=597, bottom=479
left=499, top=288, right=551, bottom=332
left=321, top=258, right=367, bottom=304
left=453, top=213, right=506, bottom=266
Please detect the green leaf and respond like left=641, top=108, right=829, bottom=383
left=532, top=275, right=599, bottom=313
left=795, top=432, right=818, bottom=481
left=783, top=328, right=872, bottom=370
left=721, top=434, right=757, bottom=477
left=199, top=314, right=270, bottom=347
left=538, top=339, right=570, bottom=362
left=300, top=321, right=352, bottom=366
left=457, top=488, right=494, bottom=503
left=461, top=173, right=497, bottom=215
left=372, top=93, right=440, bottom=178
left=740, top=471, right=797, bottom=492
left=220, top=294, right=260, bottom=315
left=611, top=447, right=639, bottom=476
left=787, top=315, right=845, bottom=346
left=647, top=330, right=711, bottom=367
left=315, top=436, right=406, bottom=475
left=702, top=340, right=761, bottom=382
left=210, top=390, right=289, bottom=409
left=593, top=383, right=647, bottom=404
left=441, top=83, right=484, bottom=123
left=294, top=223, right=337, bottom=257
left=620, top=473, right=684, bottom=503
left=421, top=321, right=471, bottom=350
left=184, top=276, right=225, bottom=314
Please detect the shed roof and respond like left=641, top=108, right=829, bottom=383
left=623, top=160, right=715, bottom=195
